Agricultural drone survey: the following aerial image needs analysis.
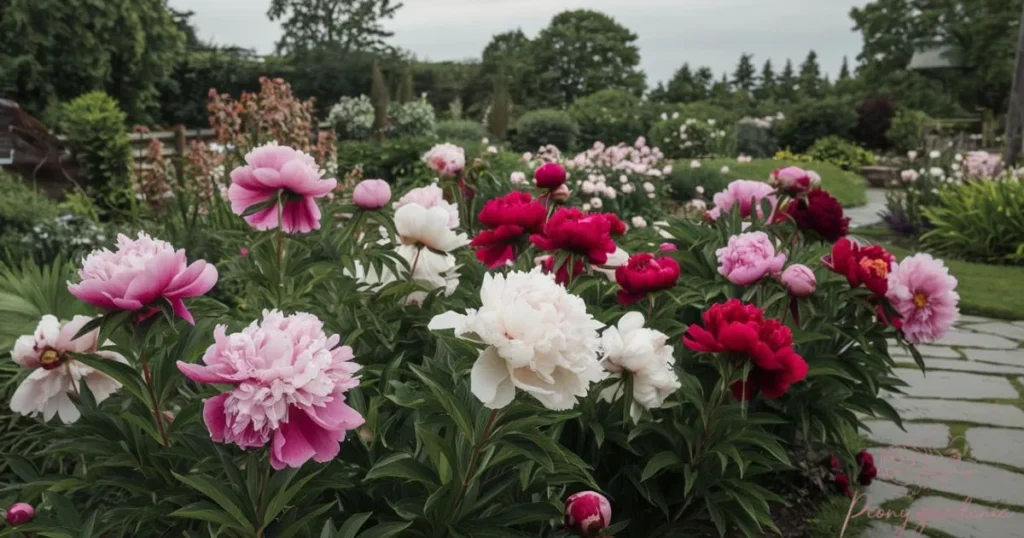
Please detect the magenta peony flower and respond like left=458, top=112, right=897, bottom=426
left=68, top=232, right=217, bottom=324
left=886, top=253, right=959, bottom=345
left=707, top=180, right=777, bottom=221
left=422, top=143, right=466, bottom=177
left=177, top=310, right=364, bottom=469
left=227, top=143, right=337, bottom=233
left=716, top=231, right=786, bottom=286
left=564, top=491, right=612, bottom=536
left=5, top=502, right=34, bottom=526
left=352, top=179, right=392, bottom=210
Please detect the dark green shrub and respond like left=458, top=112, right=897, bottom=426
left=436, top=120, right=485, bottom=142
left=735, top=119, right=778, bottom=158
left=666, top=165, right=731, bottom=203
left=775, top=97, right=857, bottom=153
left=512, top=109, right=578, bottom=152
left=0, top=171, right=61, bottom=260
left=568, top=89, right=649, bottom=147
left=921, top=179, right=1024, bottom=265
left=854, top=96, right=895, bottom=150
left=805, top=136, right=875, bottom=171
left=337, top=137, right=435, bottom=183
left=887, top=108, right=930, bottom=153
left=59, top=92, right=132, bottom=211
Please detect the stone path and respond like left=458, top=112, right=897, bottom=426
left=854, top=316, right=1024, bottom=538
left=845, top=187, right=888, bottom=228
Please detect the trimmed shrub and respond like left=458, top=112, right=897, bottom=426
left=389, top=98, right=437, bottom=138
left=854, top=96, right=895, bottom=150
left=328, top=95, right=375, bottom=140
left=775, top=97, right=857, bottom=153
left=806, top=136, right=875, bottom=171
left=568, top=89, right=649, bottom=147
left=887, top=108, right=930, bottom=153
left=921, top=178, right=1024, bottom=265
left=512, top=109, right=578, bottom=152
left=60, top=92, right=132, bottom=210
left=436, top=120, right=485, bottom=142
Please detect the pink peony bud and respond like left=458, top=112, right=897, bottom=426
left=781, top=264, right=816, bottom=298
left=658, top=242, right=677, bottom=252
left=352, top=179, right=392, bottom=210
left=564, top=491, right=611, bottom=537
left=551, top=184, right=571, bottom=203
left=239, top=248, right=249, bottom=257
left=771, top=166, right=815, bottom=195
left=5, top=502, right=34, bottom=526
left=535, top=163, right=567, bottom=189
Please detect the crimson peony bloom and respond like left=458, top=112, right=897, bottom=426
left=683, top=299, right=766, bottom=354
left=471, top=192, right=547, bottom=268
left=834, top=472, right=852, bottom=497
left=783, top=188, right=849, bottom=242
left=564, top=491, right=612, bottom=537
left=227, top=143, right=337, bottom=233
left=534, top=162, right=567, bottom=189
left=530, top=208, right=624, bottom=265
left=822, top=238, right=894, bottom=297
left=614, top=253, right=680, bottom=305
left=856, top=450, right=878, bottom=486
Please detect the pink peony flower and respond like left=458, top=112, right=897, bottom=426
left=227, top=143, right=337, bottom=233
left=10, top=315, right=126, bottom=424
left=177, top=310, right=364, bottom=469
left=771, top=166, right=819, bottom=194
left=5, top=502, right=34, bottom=526
left=352, top=179, right=392, bottom=210
left=422, top=143, right=466, bottom=177
left=781, top=264, right=816, bottom=298
left=393, top=184, right=459, bottom=228
left=707, top=180, right=777, bottom=221
left=564, top=491, right=612, bottom=536
left=886, top=254, right=959, bottom=345
left=716, top=231, right=786, bottom=286
left=68, top=232, right=217, bottom=324
left=658, top=242, right=677, bottom=252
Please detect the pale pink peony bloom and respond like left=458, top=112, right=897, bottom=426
left=177, top=310, right=364, bottom=469
left=227, top=143, right=336, bottom=233
left=706, top=180, right=777, bottom=221
left=10, top=315, right=127, bottom=424
left=392, top=184, right=459, bottom=228
left=886, top=254, right=959, bottom=345
left=68, top=232, right=218, bottom=324
left=352, top=179, right=391, bottom=209
left=901, top=169, right=919, bottom=183
left=630, top=216, right=647, bottom=229
left=716, top=231, right=786, bottom=286
left=422, top=143, right=466, bottom=177
left=509, top=171, right=527, bottom=185
left=781, top=264, right=816, bottom=298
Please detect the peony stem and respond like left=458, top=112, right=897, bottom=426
left=648, top=296, right=655, bottom=320
left=254, top=457, right=269, bottom=538
left=140, top=349, right=170, bottom=447
left=452, top=408, right=499, bottom=518
left=410, top=246, right=422, bottom=278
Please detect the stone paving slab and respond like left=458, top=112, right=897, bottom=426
left=906, top=496, right=1024, bottom=538
left=968, top=322, right=1024, bottom=342
left=864, top=480, right=911, bottom=506
left=965, top=427, right=1024, bottom=469
left=893, top=369, right=1019, bottom=400
left=891, top=344, right=962, bottom=359
left=935, top=329, right=1019, bottom=349
left=863, top=522, right=927, bottom=538
left=874, top=447, right=1024, bottom=506
left=957, top=315, right=995, bottom=324
left=909, top=358, right=1024, bottom=376
left=864, top=420, right=949, bottom=449
left=886, top=396, right=1024, bottom=428
left=961, top=347, right=1024, bottom=367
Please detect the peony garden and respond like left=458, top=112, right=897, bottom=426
left=4, top=2, right=1024, bottom=538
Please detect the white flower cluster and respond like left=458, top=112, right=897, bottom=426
left=328, top=95, right=374, bottom=140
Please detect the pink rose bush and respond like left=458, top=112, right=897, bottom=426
left=68, top=232, right=218, bottom=324
left=227, top=142, right=337, bottom=233
left=177, top=310, right=363, bottom=469
left=716, top=231, right=786, bottom=285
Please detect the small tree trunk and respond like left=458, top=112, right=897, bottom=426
left=1003, top=3, right=1024, bottom=165
left=370, top=62, right=390, bottom=143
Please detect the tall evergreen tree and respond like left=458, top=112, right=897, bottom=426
left=694, top=67, right=714, bottom=100
left=731, top=53, right=757, bottom=93
left=838, top=55, right=851, bottom=80
left=798, top=50, right=824, bottom=98
left=710, top=72, right=731, bottom=103
left=488, top=75, right=510, bottom=139
left=778, top=59, right=797, bottom=101
left=666, top=63, right=708, bottom=102
left=756, top=59, right=776, bottom=100
left=370, top=61, right=389, bottom=142
left=398, top=67, right=415, bottom=103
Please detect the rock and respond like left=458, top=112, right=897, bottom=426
left=893, top=369, right=1019, bottom=400
left=891, top=345, right=961, bottom=359
left=863, top=421, right=949, bottom=449
left=968, top=322, right=1024, bottom=342
left=935, top=329, right=1018, bottom=349
left=913, top=359, right=1024, bottom=376
left=965, top=427, right=1024, bottom=469
left=906, top=496, right=1024, bottom=538
left=859, top=166, right=897, bottom=188
left=885, top=396, right=1024, bottom=428
left=962, top=348, right=1024, bottom=367
left=874, top=447, right=1024, bottom=505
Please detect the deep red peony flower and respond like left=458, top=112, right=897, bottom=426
left=823, top=238, right=895, bottom=297
left=534, top=162, right=567, bottom=189
left=834, top=472, right=852, bottom=497
left=856, top=450, right=877, bottom=486
left=530, top=208, right=624, bottom=265
left=783, top=188, right=850, bottom=242
left=615, top=253, right=681, bottom=305
left=542, top=255, right=585, bottom=285
left=685, top=300, right=808, bottom=401
left=471, top=192, right=547, bottom=268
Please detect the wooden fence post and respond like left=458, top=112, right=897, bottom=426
left=173, top=124, right=187, bottom=180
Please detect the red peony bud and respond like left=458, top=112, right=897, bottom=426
left=5, top=502, right=34, bottom=526
left=564, top=491, right=611, bottom=537
left=535, top=163, right=567, bottom=189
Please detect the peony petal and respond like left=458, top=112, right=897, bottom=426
left=470, top=347, right=515, bottom=409
left=122, top=251, right=180, bottom=305
left=719, top=322, right=759, bottom=353
left=177, top=361, right=236, bottom=384
left=168, top=297, right=195, bottom=325
left=271, top=419, right=316, bottom=470
left=202, top=393, right=230, bottom=443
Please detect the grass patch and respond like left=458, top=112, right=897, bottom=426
left=850, top=227, right=1024, bottom=321
left=701, top=158, right=869, bottom=208
left=807, top=495, right=871, bottom=537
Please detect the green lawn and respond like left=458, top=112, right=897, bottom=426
left=702, top=158, right=869, bottom=208
left=852, top=227, right=1024, bottom=321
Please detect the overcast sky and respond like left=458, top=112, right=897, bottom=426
left=169, top=0, right=872, bottom=85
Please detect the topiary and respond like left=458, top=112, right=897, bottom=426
left=512, top=109, right=578, bottom=152
left=774, top=97, right=857, bottom=153
left=568, top=89, right=649, bottom=147
left=437, top=120, right=485, bottom=142
left=59, top=91, right=132, bottom=212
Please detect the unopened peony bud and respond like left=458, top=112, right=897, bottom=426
left=352, top=179, right=392, bottom=210
left=781, top=264, right=816, bottom=298
left=535, top=163, right=567, bottom=189
left=5, top=502, right=34, bottom=526
left=564, top=491, right=611, bottom=537
left=659, top=242, right=677, bottom=252
left=239, top=248, right=249, bottom=257
left=552, top=184, right=571, bottom=203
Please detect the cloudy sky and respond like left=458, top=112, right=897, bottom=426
left=170, top=0, right=872, bottom=85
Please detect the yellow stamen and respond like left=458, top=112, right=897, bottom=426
left=913, top=292, right=928, bottom=309
left=40, top=349, right=61, bottom=368
left=859, top=258, right=889, bottom=279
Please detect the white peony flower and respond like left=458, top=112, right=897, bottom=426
left=621, top=183, right=635, bottom=194
left=428, top=269, right=605, bottom=410
left=720, top=166, right=730, bottom=174
left=631, top=216, right=647, bottom=229
left=487, top=146, right=498, bottom=154
left=690, top=159, right=702, bottom=169
left=907, top=150, right=918, bottom=160
left=10, top=315, right=127, bottom=424
left=929, top=167, right=945, bottom=178
left=643, top=182, right=655, bottom=193
left=393, top=184, right=459, bottom=228
left=599, top=313, right=681, bottom=423
left=510, top=171, right=526, bottom=185
left=589, top=197, right=603, bottom=209
left=394, top=204, right=468, bottom=252
left=929, top=150, right=941, bottom=159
